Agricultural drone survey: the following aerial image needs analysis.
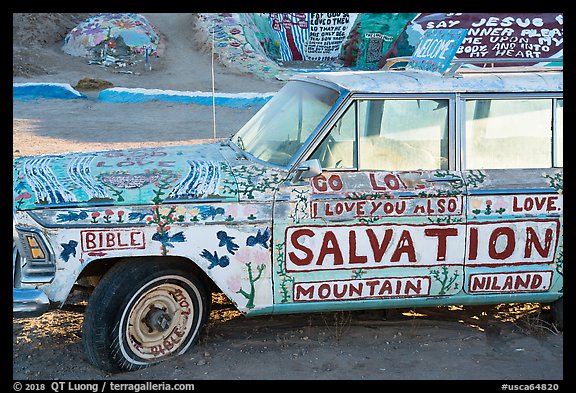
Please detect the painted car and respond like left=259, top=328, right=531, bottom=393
left=13, top=59, right=563, bottom=372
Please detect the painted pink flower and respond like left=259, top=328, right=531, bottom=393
left=235, top=247, right=268, bottom=266
left=493, top=198, right=507, bottom=211
left=243, top=206, right=258, bottom=216
left=251, top=248, right=269, bottom=267
left=117, top=210, right=125, bottom=216
left=91, top=212, right=100, bottom=218
left=235, top=248, right=253, bottom=264
left=226, top=205, right=238, bottom=217
left=227, top=276, right=241, bottom=293
left=105, top=209, right=114, bottom=216
left=111, top=19, right=136, bottom=29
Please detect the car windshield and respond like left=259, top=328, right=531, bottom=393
left=232, top=80, right=340, bottom=167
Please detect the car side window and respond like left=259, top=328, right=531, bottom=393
left=358, top=99, right=449, bottom=171
left=464, top=98, right=561, bottom=169
left=309, top=102, right=357, bottom=169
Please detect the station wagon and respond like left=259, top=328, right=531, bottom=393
left=13, top=56, right=563, bottom=372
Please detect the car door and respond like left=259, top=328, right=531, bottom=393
left=271, top=95, right=468, bottom=313
left=461, top=95, right=563, bottom=299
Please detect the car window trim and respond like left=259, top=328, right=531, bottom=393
left=301, top=92, right=457, bottom=172
left=458, top=92, right=563, bottom=171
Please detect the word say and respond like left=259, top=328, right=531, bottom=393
left=80, top=229, right=146, bottom=252
left=294, top=276, right=431, bottom=302
left=468, top=271, right=552, bottom=293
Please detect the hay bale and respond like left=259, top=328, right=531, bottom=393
left=74, top=78, right=114, bottom=91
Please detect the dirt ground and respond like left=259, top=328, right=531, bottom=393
left=12, top=13, right=564, bottom=382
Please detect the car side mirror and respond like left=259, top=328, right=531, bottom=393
left=291, top=159, right=322, bottom=184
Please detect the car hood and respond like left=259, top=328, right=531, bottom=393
left=13, top=143, right=246, bottom=211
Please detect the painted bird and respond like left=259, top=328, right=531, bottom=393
left=152, top=231, right=186, bottom=248
left=60, top=240, right=78, bottom=262
left=216, top=230, right=239, bottom=254
left=199, top=206, right=225, bottom=220
left=201, top=249, right=230, bottom=269
left=246, top=227, right=270, bottom=249
left=128, top=212, right=151, bottom=221
left=56, top=210, right=88, bottom=222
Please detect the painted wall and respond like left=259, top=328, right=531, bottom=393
left=196, top=13, right=563, bottom=79
left=379, top=13, right=564, bottom=67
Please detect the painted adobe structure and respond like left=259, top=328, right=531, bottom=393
left=195, top=13, right=563, bottom=79
left=61, top=13, right=563, bottom=80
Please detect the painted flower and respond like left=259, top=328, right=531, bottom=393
left=105, top=209, right=114, bottom=216
left=82, top=23, right=104, bottom=36
left=227, top=276, right=241, bottom=293
left=158, top=207, right=174, bottom=217
left=243, top=206, right=258, bottom=217
left=91, top=211, right=100, bottom=223
left=234, top=248, right=252, bottom=264
left=111, top=19, right=136, bottom=29
left=70, top=27, right=83, bottom=38
left=492, top=198, right=507, bottom=212
left=235, top=247, right=268, bottom=267
left=470, top=198, right=483, bottom=210
left=174, top=206, right=187, bottom=217
left=226, top=205, right=238, bottom=217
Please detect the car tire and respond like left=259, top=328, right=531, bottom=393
left=82, top=257, right=211, bottom=372
left=550, top=297, right=563, bottom=331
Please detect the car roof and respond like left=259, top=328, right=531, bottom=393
left=293, top=67, right=563, bottom=95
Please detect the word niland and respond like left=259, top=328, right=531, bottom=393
left=285, top=219, right=559, bottom=271
left=469, top=271, right=552, bottom=293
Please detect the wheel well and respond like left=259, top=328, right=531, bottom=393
left=76, top=256, right=218, bottom=294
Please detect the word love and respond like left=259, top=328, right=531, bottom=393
left=512, top=195, right=561, bottom=213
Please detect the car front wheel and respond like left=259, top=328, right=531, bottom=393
left=82, top=258, right=210, bottom=372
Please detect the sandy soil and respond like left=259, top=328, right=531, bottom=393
left=12, top=13, right=564, bottom=382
